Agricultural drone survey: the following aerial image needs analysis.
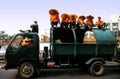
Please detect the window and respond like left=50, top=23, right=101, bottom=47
left=112, top=23, right=118, bottom=27
left=53, top=28, right=74, bottom=43
left=10, top=35, right=23, bottom=49
left=21, top=36, right=32, bottom=47
left=83, top=31, right=96, bottom=44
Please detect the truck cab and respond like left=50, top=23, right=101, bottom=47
left=4, top=31, right=39, bottom=69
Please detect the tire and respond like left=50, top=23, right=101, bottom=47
left=18, top=62, right=34, bottom=79
left=89, top=61, right=105, bottom=76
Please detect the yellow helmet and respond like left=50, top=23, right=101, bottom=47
left=24, top=37, right=31, bottom=42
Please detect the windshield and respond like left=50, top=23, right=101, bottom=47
left=10, top=35, right=23, bottom=48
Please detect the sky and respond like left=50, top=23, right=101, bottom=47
left=0, top=0, right=120, bottom=36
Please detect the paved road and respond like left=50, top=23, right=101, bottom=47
left=0, top=66, right=120, bottom=79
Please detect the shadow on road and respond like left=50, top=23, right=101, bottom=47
left=38, top=68, right=88, bottom=78
left=0, top=66, right=120, bottom=79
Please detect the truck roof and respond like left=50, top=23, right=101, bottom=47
left=92, top=30, right=117, bottom=44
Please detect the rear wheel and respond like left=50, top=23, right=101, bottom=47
left=88, top=61, right=105, bottom=76
left=18, top=62, right=34, bottom=79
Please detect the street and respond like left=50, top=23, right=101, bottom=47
left=0, top=66, right=120, bottom=79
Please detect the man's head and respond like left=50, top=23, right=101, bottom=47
left=34, top=21, right=37, bottom=23
left=79, top=16, right=85, bottom=20
left=86, top=15, right=94, bottom=20
left=98, top=17, right=101, bottom=20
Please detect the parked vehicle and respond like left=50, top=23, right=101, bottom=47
left=2, top=28, right=120, bottom=78
left=0, top=46, right=7, bottom=57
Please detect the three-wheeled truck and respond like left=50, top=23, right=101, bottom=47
left=3, top=27, right=119, bottom=78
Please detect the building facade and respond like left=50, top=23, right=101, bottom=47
left=109, top=15, right=120, bottom=35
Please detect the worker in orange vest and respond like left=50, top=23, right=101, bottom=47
left=60, top=13, right=70, bottom=28
left=86, top=15, right=94, bottom=30
left=95, top=16, right=104, bottom=29
left=21, top=37, right=31, bottom=47
left=49, top=9, right=60, bottom=28
left=76, top=15, right=86, bottom=29
left=69, top=14, right=78, bottom=28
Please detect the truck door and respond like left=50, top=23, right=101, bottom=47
left=5, top=34, right=24, bottom=68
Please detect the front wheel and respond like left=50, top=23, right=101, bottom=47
left=18, top=62, right=34, bottom=79
left=88, top=61, right=105, bottom=76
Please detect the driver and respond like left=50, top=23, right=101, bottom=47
left=21, top=37, right=31, bottom=46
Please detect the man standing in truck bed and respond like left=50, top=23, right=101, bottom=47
left=95, top=16, right=104, bottom=29
left=30, top=20, right=39, bottom=33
